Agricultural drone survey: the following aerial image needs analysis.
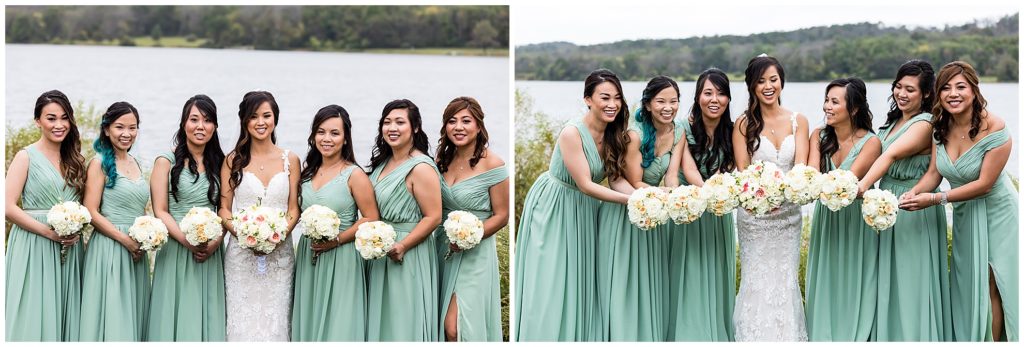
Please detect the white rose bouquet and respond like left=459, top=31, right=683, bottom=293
left=666, top=185, right=707, bottom=225
left=443, top=210, right=485, bottom=259
left=701, top=172, right=741, bottom=216
left=46, top=201, right=92, bottom=264
left=354, top=221, right=397, bottom=260
left=179, top=207, right=222, bottom=247
left=299, top=204, right=341, bottom=266
left=737, top=161, right=786, bottom=216
left=783, top=164, right=822, bottom=205
left=861, top=188, right=899, bottom=232
left=627, top=187, right=670, bottom=230
left=817, top=169, right=859, bottom=211
left=128, top=216, right=169, bottom=252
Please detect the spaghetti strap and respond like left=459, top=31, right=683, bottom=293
left=281, top=150, right=290, bottom=174
left=790, top=112, right=798, bottom=136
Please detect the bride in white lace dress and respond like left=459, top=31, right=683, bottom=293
left=730, top=56, right=810, bottom=341
left=218, top=91, right=301, bottom=341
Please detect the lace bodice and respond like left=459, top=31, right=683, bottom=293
left=231, top=151, right=292, bottom=214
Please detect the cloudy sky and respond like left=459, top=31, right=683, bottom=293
left=514, top=4, right=1018, bottom=46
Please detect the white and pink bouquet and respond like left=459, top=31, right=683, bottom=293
left=861, top=189, right=899, bottom=232
left=233, top=205, right=289, bottom=255
left=737, top=161, right=786, bottom=216
left=299, top=204, right=341, bottom=266
left=666, top=185, right=707, bottom=224
left=817, top=169, right=859, bottom=211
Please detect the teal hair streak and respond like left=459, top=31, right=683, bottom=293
left=93, top=127, right=119, bottom=189
left=634, top=104, right=657, bottom=169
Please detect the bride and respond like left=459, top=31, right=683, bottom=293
left=730, top=55, right=810, bottom=341
left=218, top=91, right=301, bottom=341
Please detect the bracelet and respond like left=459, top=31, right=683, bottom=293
left=929, top=193, right=936, bottom=204
left=939, top=191, right=948, bottom=205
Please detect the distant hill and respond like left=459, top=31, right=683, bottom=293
left=515, top=13, right=1018, bottom=82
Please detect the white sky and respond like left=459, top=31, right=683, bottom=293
left=514, top=3, right=1019, bottom=46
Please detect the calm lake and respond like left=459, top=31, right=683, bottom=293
left=6, top=44, right=511, bottom=170
left=517, top=80, right=1019, bottom=177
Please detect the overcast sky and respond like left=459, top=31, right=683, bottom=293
left=514, top=4, right=1018, bottom=46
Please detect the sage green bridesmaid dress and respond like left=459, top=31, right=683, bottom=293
left=936, top=127, right=1018, bottom=342
left=805, top=133, right=879, bottom=341
left=5, top=144, right=84, bottom=341
left=666, top=120, right=736, bottom=341
left=146, top=152, right=226, bottom=341
left=873, top=114, right=951, bottom=341
left=515, top=118, right=604, bottom=341
left=437, top=166, right=507, bottom=341
left=78, top=156, right=152, bottom=341
left=292, top=165, right=367, bottom=341
left=366, top=155, right=440, bottom=341
left=595, top=121, right=679, bottom=341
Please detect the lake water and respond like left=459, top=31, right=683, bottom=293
left=517, top=80, right=1019, bottom=177
left=6, top=44, right=511, bottom=170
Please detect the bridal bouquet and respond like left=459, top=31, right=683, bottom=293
left=701, top=172, right=741, bottom=216
left=443, top=210, right=484, bottom=259
left=233, top=205, right=289, bottom=255
left=46, top=201, right=92, bottom=264
left=666, top=185, right=706, bottom=224
left=818, top=169, right=859, bottom=211
left=128, top=216, right=169, bottom=252
left=627, top=186, right=670, bottom=230
left=179, top=207, right=222, bottom=247
left=354, top=221, right=397, bottom=260
left=299, top=204, right=341, bottom=266
left=783, top=164, right=822, bottom=205
left=737, top=161, right=786, bottom=216
left=861, top=189, right=899, bottom=232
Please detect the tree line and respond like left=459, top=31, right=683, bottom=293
left=516, top=13, right=1018, bottom=82
left=5, top=5, right=509, bottom=51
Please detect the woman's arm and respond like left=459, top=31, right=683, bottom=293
left=150, top=156, right=201, bottom=255
left=849, top=136, right=882, bottom=179
left=218, top=153, right=236, bottom=237
left=388, top=163, right=443, bottom=262
left=664, top=138, right=686, bottom=188
left=285, top=152, right=302, bottom=234
left=806, top=128, right=823, bottom=172
left=732, top=115, right=751, bottom=170
left=793, top=114, right=811, bottom=166
left=679, top=140, right=704, bottom=186
left=858, top=122, right=933, bottom=194
left=483, top=176, right=510, bottom=239
left=312, top=168, right=381, bottom=254
left=84, top=158, right=142, bottom=260
left=560, top=126, right=630, bottom=204
left=623, top=130, right=646, bottom=189
left=4, top=150, right=62, bottom=241
left=899, top=143, right=945, bottom=211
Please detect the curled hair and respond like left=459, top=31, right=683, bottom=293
left=228, top=91, right=280, bottom=192
left=368, top=99, right=431, bottom=172
left=932, top=61, right=987, bottom=145
left=92, top=101, right=140, bottom=188
left=635, top=76, right=679, bottom=168
left=689, top=68, right=736, bottom=176
left=34, top=90, right=86, bottom=200
left=883, top=59, right=935, bottom=129
left=584, top=68, right=630, bottom=181
left=170, top=95, right=225, bottom=208
left=301, top=104, right=357, bottom=184
left=819, top=78, right=874, bottom=172
left=742, top=55, right=785, bottom=158
left=436, top=96, right=489, bottom=173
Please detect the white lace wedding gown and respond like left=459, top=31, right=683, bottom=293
left=732, top=113, right=808, bottom=341
left=224, top=150, right=295, bottom=341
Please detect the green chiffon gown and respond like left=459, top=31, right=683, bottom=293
left=873, top=114, right=951, bottom=341
left=146, top=152, right=226, bottom=341
left=666, top=120, right=736, bottom=341
left=291, top=165, right=367, bottom=341
left=437, top=166, right=507, bottom=341
left=5, top=144, right=84, bottom=341
left=367, top=155, right=440, bottom=341
left=515, top=118, right=604, bottom=341
left=805, top=133, right=879, bottom=341
left=595, top=122, right=679, bottom=341
left=79, top=156, right=152, bottom=341
left=937, top=128, right=1018, bottom=342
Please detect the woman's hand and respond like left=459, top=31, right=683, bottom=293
left=310, top=237, right=341, bottom=255
left=193, top=236, right=224, bottom=263
left=388, top=242, right=407, bottom=263
left=899, top=192, right=935, bottom=211
left=121, top=238, right=144, bottom=262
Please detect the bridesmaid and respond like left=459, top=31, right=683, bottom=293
left=595, top=75, right=681, bottom=341
left=366, top=99, right=442, bottom=341
left=5, top=90, right=86, bottom=341
left=435, top=96, right=508, bottom=341
left=856, top=60, right=951, bottom=341
left=901, top=61, right=1018, bottom=342
left=147, top=95, right=227, bottom=341
left=663, top=68, right=737, bottom=341
left=805, top=78, right=882, bottom=341
left=515, top=68, right=631, bottom=341
left=79, top=102, right=152, bottom=341
left=292, top=105, right=380, bottom=341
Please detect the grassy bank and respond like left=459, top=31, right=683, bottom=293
left=25, top=38, right=508, bottom=57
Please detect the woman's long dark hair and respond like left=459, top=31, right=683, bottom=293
left=436, top=96, right=489, bottom=173
left=819, top=77, right=874, bottom=172
left=932, top=61, right=987, bottom=145
left=584, top=68, right=630, bottom=181
left=742, top=55, right=785, bottom=158
left=689, top=68, right=735, bottom=176
left=368, top=99, right=431, bottom=172
left=882, top=59, right=935, bottom=129
left=228, top=91, right=279, bottom=191
left=92, top=101, right=140, bottom=188
left=170, top=94, right=224, bottom=208
left=301, top=104, right=357, bottom=184
left=635, top=76, right=678, bottom=169
left=34, top=90, right=86, bottom=200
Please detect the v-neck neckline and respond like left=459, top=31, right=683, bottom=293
left=376, top=155, right=422, bottom=183
left=943, top=128, right=1003, bottom=165
left=30, top=145, right=65, bottom=180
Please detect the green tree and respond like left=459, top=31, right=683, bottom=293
left=150, top=23, right=163, bottom=43
left=469, top=19, right=498, bottom=53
